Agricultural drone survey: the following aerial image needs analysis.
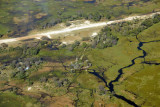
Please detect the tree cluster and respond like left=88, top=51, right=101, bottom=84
left=10, top=57, right=43, bottom=79
left=109, top=14, right=160, bottom=37
left=91, top=27, right=118, bottom=49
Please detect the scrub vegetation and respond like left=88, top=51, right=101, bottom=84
left=0, top=14, right=160, bottom=106
left=0, top=0, right=160, bottom=106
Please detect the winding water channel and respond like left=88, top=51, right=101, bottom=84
left=1, top=24, right=160, bottom=106
left=90, top=35, right=160, bottom=107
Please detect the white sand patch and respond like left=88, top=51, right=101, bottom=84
left=84, top=20, right=90, bottom=24
left=27, top=87, right=32, bottom=91
left=62, top=42, right=68, bottom=45
left=0, top=38, right=17, bottom=44
left=64, top=34, right=70, bottom=36
left=91, top=32, right=98, bottom=38
left=35, top=37, right=41, bottom=39
left=47, top=34, right=51, bottom=38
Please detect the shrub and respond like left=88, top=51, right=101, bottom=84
left=41, top=36, right=50, bottom=40
left=97, top=42, right=105, bottom=49
left=141, top=19, right=153, bottom=28
left=82, top=42, right=88, bottom=48
left=82, top=37, right=90, bottom=41
left=153, top=15, right=160, bottom=24
left=74, top=41, right=80, bottom=46
left=40, top=41, right=48, bottom=46
left=91, top=40, right=97, bottom=48
left=17, top=71, right=26, bottom=79
left=61, top=44, right=66, bottom=48
left=65, top=22, right=71, bottom=26
left=68, top=45, right=74, bottom=51
left=1, top=43, right=8, bottom=48
left=40, top=77, right=47, bottom=83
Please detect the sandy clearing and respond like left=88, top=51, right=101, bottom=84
left=0, top=12, right=160, bottom=44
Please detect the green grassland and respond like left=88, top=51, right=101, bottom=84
left=87, top=36, right=142, bottom=83
left=0, top=50, right=22, bottom=63
left=138, top=22, right=160, bottom=42
left=113, top=22, right=160, bottom=106
left=0, top=16, right=160, bottom=106
left=142, top=42, right=160, bottom=62
left=78, top=20, right=160, bottom=106
left=0, top=92, right=41, bottom=107
left=138, top=22, right=160, bottom=62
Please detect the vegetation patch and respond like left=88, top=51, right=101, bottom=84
left=0, top=92, right=41, bottom=107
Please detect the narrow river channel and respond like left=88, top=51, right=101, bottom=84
left=90, top=35, right=160, bottom=107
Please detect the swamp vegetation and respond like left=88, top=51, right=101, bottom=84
left=0, top=14, right=160, bottom=106
left=0, top=0, right=160, bottom=107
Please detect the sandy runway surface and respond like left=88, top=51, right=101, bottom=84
left=0, top=12, right=159, bottom=44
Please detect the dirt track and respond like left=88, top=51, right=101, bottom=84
left=0, top=12, right=160, bottom=44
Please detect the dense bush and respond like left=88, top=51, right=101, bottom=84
left=141, top=19, right=153, bottom=28
left=108, top=14, right=160, bottom=37
left=68, top=41, right=80, bottom=51
left=82, top=42, right=88, bottom=48
left=92, top=27, right=118, bottom=49
left=65, top=22, right=71, bottom=26
left=1, top=43, right=8, bottom=48
left=82, top=37, right=90, bottom=41
left=26, top=48, right=40, bottom=56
